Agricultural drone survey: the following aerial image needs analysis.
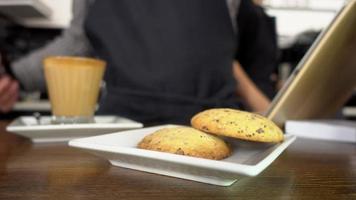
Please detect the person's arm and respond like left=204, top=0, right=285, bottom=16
left=0, top=0, right=90, bottom=113
left=0, top=75, right=19, bottom=113
left=0, top=51, right=19, bottom=113
left=235, top=0, right=278, bottom=99
left=233, top=61, right=270, bottom=113
left=11, top=0, right=92, bottom=92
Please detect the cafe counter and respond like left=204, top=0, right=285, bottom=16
left=0, top=121, right=355, bottom=199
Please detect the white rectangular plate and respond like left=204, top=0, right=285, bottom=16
left=69, top=125, right=296, bottom=186
left=6, top=116, right=143, bottom=143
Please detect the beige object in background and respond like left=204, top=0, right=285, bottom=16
left=138, top=126, right=231, bottom=160
left=191, top=108, right=284, bottom=143
left=266, top=0, right=356, bottom=127
left=43, top=56, right=106, bottom=124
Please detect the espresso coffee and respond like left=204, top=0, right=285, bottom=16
left=43, top=56, right=106, bottom=124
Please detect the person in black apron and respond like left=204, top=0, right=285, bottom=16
left=85, top=0, right=240, bottom=125
left=0, top=0, right=277, bottom=125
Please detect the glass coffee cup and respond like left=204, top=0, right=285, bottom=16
left=43, top=56, right=106, bottom=124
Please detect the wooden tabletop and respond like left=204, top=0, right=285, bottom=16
left=0, top=120, right=355, bottom=200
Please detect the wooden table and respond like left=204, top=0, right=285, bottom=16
left=0, top=121, right=355, bottom=199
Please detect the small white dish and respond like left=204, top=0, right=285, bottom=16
left=6, top=116, right=143, bottom=143
left=69, top=125, right=296, bottom=186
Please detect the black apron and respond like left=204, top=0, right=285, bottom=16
left=85, top=0, right=239, bottom=125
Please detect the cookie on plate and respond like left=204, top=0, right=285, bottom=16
left=191, top=108, right=284, bottom=143
left=137, top=126, right=231, bottom=160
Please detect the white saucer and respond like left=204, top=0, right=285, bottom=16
left=6, top=116, right=143, bottom=143
left=69, top=125, right=296, bottom=186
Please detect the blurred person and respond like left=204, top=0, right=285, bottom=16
left=0, top=0, right=277, bottom=125
left=236, top=0, right=278, bottom=99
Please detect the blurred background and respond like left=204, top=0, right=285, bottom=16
left=0, top=0, right=354, bottom=119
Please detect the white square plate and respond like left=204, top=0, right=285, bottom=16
left=6, top=116, right=143, bottom=143
left=69, top=125, right=296, bottom=186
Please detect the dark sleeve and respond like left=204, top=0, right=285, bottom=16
left=235, top=0, right=278, bottom=99
left=11, top=0, right=92, bottom=92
